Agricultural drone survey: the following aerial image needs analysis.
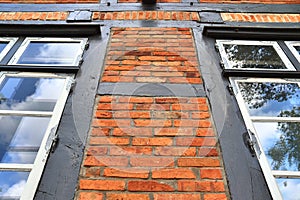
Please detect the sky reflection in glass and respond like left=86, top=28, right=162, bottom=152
left=16, top=42, right=82, bottom=65
left=224, top=44, right=287, bottom=69
left=0, top=171, right=29, bottom=199
left=0, top=77, right=65, bottom=111
left=0, top=42, right=8, bottom=54
left=253, top=122, right=299, bottom=171
left=277, top=178, right=300, bottom=200
left=238, top=82, right=300, bottom=117
left=0, top=116, right=50, bottom=164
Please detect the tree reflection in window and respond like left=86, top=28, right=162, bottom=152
left=224, top=44, right=287, bottom=69
left=268, top=108, right=300, bottom=171
left=238, top=81, right=300, bottom=171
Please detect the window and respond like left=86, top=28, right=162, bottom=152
left=285, top=41, right=300, bottom=64
left=0, top=38, right=18, bottom=62
left=217, top=40, right=300, bottom=200
left=9, top=38, right=87, bottom=66
left=0, top=37, right=87, bottom=200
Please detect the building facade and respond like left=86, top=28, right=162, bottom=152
left=0, top=0, right=299, bottom=200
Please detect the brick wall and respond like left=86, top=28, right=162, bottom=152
left=75, top=27, right=229, bottom=200
left=221, top=13, right=300, bottom=22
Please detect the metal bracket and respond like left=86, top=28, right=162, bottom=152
left=227, top=85, right=234, bottom=95
left=243, top=129, right=262, bottom=158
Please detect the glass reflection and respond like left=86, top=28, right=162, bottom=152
left=0, top=77, right=65, bottom=111
left=0, top=42, right=8, bottom=53
left=238, top=82, right=300, bottom=116
left=253, top=122, right=300, bottom=171
left=277, top=178, right=300, bottom=200
left=17, top=42, right=81, bottom=65
left=224, top=44, right=287, bottom=69
left=0, top=171, right=29, bottom=199
left=295, top=46, right=300, bottom=55
left=0, top=116, right=50, bottom=164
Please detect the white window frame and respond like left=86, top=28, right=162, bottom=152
left=216, top=40, right=296, bottom=71
left=285, top=41, right=300, bottom=64
left=0, top=71, right=74, bottom=200
left=0, top=37, right=18, bottom=62
left=8, top=37, right=87, bottom=66
left=230, top=77, right=300, bottom=200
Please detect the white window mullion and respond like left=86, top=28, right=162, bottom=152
left=20, top=76, right=74, bottom=200
left=0, top=110, right=53, bottom=117
left=0, top=163, right=33, bottom=171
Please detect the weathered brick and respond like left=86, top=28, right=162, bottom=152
left=103, top=168, right=149, bottom=178
left=107, top=193, right=150, bottom=200
left=200, top=168, right=223, bottom=179
left=78, top=192, right=103, bottom=200
left=128, top=181, right=175, bottom=191
left=154, top=193, right=201, bottom=200
left=152, top=168, right=196, bottom=179
left=178, top=158, right=220, bottom=167
left=84, top=156, right=128, bottom=167
left=132, top=137, right=173, bottom=146
left=110, top=146, right=152, bottom=156
left=203, top=194, right=228, bottom=200
left=176, top=137, right=217, bottom=147
left=79, top=180, right=125, bottom=191
left=89, top=137, right=130, bottom=145
left=154, top=147, right=196, bottom=156
left=130, top=157, right=174, bottom=167
left=178, top=180, right=225, bottom=192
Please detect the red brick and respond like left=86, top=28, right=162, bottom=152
left=130, top=157, right=174, bottom=167
left=174, top=119, right=211, bottom=127
left=198, top=147, right=219, bottom=157
left=79, top=180, right=125, bottom=191
left=95, top=111, right=113, bottom=118
left=103, top=168, right=149, bottom=178
left=110, top=146, right=152, bottom=156
left=178, top=158, right=220, bottom=167
left=203, top=194, right=228, bottom=200
left=196, top=128, right=215, bottom=136
left=107, top=193, right=150, bottom=200
left=154, top=128, right=194, bottom=136
left=92, top=119, right=131, bottom=127
left=152, top=168, right=196, bottom=179
left=154, top=147, right=196, bottom=156
left=91, top=128, right=110, bottom=136
left=112, top=127, right=152, bottom=136
left=113, top=111, right=151, bottom=119
left=89, top=137, right=130, bottom=145
left=191, top=112, right=210, bottom=119
left=176, top=137, right=217, bottom=147
left=132, top=137, right=173, bottom=146
left=78, top=192, right=103, bottom=200
left=200, top=168, right=223, bottom=179
left=154, top=194, right=201, bottom=200
left=84, top=156, right=128, bottom=167
left=178, top=180, right=225, bottom=192
left=134, top=119, right=172, bottom=127
left=97, top=103, right=134, bottom=110
left=84, top=167, right=101, bottom=177
left=128, top=181, right=175, bottom=191
left=87, top=147, right=108, bottom=155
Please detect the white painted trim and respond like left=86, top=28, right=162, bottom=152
left=285, top=41, right=300, bottom=64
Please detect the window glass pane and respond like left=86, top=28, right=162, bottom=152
left=0, top=171, right=29, bottom=199
left=0, top=42, right=9, bottom=53
left=223, top=44, right=288, bottom=69
left=0, top=77, right=65, bottom=111
left=16, top=42, right=82, bottom=65
left=253, top=122, right=300, bottom=171
left=294, top=46, right=300, bottom=55
left=238, top=81, right=300, bottom=116
left=276, top=178, right=300, bottom=200
left=0, top=116, right=50, bottom=164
